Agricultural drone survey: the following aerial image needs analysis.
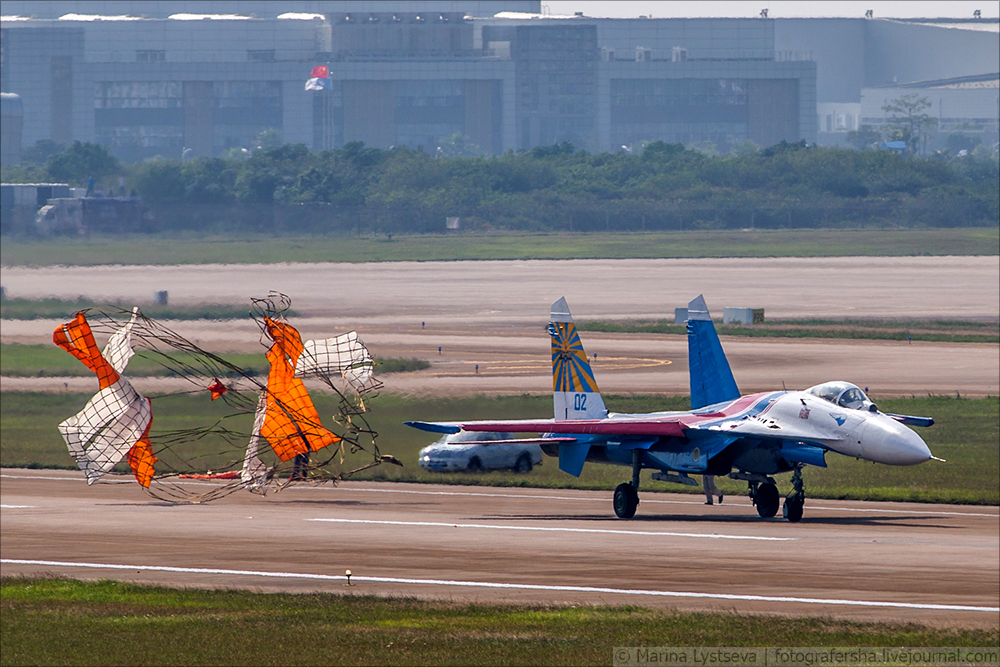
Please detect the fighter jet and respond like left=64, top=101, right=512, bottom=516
left=406, top=296, right=938, bottom=522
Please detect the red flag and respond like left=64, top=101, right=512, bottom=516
left=310, top=65, right=329, bottom=78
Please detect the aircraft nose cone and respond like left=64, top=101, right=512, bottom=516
left=895, top=424, right=932, bottom=465
left=860, top=415, right=932, bottom=465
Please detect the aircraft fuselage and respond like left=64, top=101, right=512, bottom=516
left=543, top=390, right=932, bottom=477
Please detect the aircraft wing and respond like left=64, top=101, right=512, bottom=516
left=405, top=419, right=687, bottom=438
left=406, top=414, right=844, bottom=442
left=405, top=413, right=836, bottom=475
left=437, top=437, right=579, bottom=446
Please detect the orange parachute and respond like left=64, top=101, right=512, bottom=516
left=125, top=403, right=157, bottom=488
left=53, top=311, right=121, bottom=390
left=260, top=317, right=341, bottom=461
left=53, top=309, right=154, bottom=487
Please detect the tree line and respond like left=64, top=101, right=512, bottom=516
left=3, top=137, right=997, bottom=235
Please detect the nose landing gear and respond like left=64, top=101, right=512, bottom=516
left=783, top=464, right=805, bottom=522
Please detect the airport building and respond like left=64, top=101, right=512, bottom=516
left=1, top=1, right=996, bottom=162
left=860, top=73, right=1000, bottom=139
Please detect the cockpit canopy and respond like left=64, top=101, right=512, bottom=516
left=805, top=381, right=873, bottom=410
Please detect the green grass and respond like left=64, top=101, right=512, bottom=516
left=375, top=357, right=430, bottom=374
left=2, top=228, right=997, bottom=267
left=0, top=298, right=280, bottom=321
left=1, top=579, right=994, bottom=667
left=0, top=344, right=269, bottom=378
left=578, top=318, right=1000, bottom=344
left=2, top=392, right=996, bottom=505
left=0, top=344, right=427, bottom=378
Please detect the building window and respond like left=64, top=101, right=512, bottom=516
left=392, top=81, right=464, bottom=150
left=611, top=79, right=748, bottom=108
left=95, top=81, right=182, bottom=109
left=248, top=50, right=276, bottom=63
left=135, top=50, right=166, bottom=63
left=213, top=81, right=283, bottom=151
left=94, top=80, right=184, bottom=161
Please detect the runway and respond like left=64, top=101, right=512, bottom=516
left=2, top=470, right=997, bottom=628
left=2, top=256, right=998, bottom=322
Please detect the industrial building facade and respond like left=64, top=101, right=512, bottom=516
left=1, top=1, right=995, bottom=163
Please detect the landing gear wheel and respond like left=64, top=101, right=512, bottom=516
left=613, top=483, right=639, bottom=519
left=755, top=483, right=780, bottom=518
left=513, top=453, right=533, bottom=474
left=466, top=457, right=482, bottom=473
left=783, top=495, right=804, bottom=522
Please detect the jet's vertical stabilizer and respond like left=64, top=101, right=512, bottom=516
left=549, top=297, right=608, bottom=422
left=549, top=297, right=602, bottom=476
left=687, top=295, right=740, bottom=410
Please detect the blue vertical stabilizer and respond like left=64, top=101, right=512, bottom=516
left=687, top=295, right=740, bottom=409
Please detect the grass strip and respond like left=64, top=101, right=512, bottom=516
left=2, top=228, right=997, bottom=267
left=2, top=392, right=996, bottom=505
left=0, top=298, right=290, bottom=321
left=1, top=578, right=994, bottom=667
left=578, top=318, right=1000, bottom=344
left=0, top=344, right=427, bottom=378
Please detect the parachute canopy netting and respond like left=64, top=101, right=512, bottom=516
left=53, top=293, right=399, bottom=502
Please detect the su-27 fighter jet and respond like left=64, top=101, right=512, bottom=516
left=406, top=296, right=940, bottom=522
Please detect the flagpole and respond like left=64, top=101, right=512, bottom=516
left=326, top=83, right=333, bottom=150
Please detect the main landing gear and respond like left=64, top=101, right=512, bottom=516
left=730, top=472, right=780, bottom=518
left=731, top=469, right=806, bottom=522
left=613, top=450, right=642, bottom=519
left=752, top=481, right=780, bottom=518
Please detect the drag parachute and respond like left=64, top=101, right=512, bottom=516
left=54, top=308, right=156, bottom=486
left=53, top=294, right=396, bottom=502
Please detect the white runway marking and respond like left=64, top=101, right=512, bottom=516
left=3, top=473, right=998, bottom=518
left=306, top=518, right=795, bottom=541
left=3, top=559, right=996, bottom=614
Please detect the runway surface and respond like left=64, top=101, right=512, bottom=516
left=2, top=470, right=998, bottom=628
left=3, top=256, right=998, bottom=322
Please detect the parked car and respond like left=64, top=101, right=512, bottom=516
left=418, top=431, right=542, bottom=473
